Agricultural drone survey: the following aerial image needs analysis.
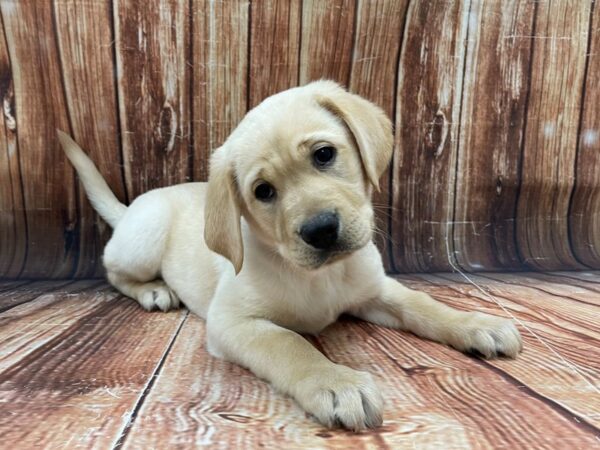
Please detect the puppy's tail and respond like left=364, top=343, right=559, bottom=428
left=57, top=130, right=127, bottom=228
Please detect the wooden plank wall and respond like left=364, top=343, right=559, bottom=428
left=0, top=0, right=599, bottom=278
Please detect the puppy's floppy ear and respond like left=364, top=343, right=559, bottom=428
left=204, top=147, right=243, bottom=273
left=316, top=85, right=393, bottom=191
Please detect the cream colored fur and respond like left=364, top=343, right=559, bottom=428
left=58, top=81, right=522, bottom=431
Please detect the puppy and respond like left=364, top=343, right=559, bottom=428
left=58, top=80, right=522, bottom=431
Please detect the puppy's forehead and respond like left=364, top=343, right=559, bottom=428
left=234, top=94, right=347, bottom=174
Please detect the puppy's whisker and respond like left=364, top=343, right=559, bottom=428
left=371, top=202, right=401, bottom=211
left=370, top=225, right=402, bottom=248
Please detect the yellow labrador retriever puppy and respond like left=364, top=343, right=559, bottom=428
left=58, top=80, right=522, bottom=431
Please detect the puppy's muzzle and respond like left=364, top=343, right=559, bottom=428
left=300, top=211, right=340, bottom=251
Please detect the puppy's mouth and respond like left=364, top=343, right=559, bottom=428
left=310, top=246, right=354, bottom=268
left=291, top=236, right=371, bottom=270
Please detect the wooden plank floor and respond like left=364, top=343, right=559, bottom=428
left=0, top=273, right=599, bottom=449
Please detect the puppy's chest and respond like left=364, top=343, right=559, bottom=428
left=264, top=272, right=374, bottom=334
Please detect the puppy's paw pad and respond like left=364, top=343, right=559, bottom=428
left=297, top=366, right=383, bottom=431
left=456, top=313, right=522, bottom=359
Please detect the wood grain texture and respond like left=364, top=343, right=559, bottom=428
left=570, top=2, right=600, bottom=268
left=192, top=0, right=249, bottom=181
left=298, top=0, right=355, bottom=85
left=248, top=0, right=301, bottom=108
left=0, top=18, right=25, bottom=279
left=17, top=275, right=589, bottom=448
left=114, top=0, right=191, bottom=198
left=1, top=2, right=600, bottom=277
left=0, top=279, right=75, bottom=314
left=0, top=280, right=104, bottom=369
left=550, top=270, right=600, bottom=287
left=453, top=0, right=535, bottom=271
left=321, top=320, right=600, bottom=448
left=121, top=319, right=600, bottom=448
left=0, top=280, right=30, bottom=293
left=348, top=0, right=409, bottom=272
left=400, top=273, right=600, bottom=428
left=54, top=0, right=126, bottom=278
left=495, top=271, right=600, bottom=307
left=516, top=0, right=592, bottom=270
left=0, top=282, right=187, bottom=448
left=391, top=0, right=470, bottom=272
left=122, top=314, right=317, bottom=448
left=0, top=276, right=599, bottom=447
left=0, top=0, right=77, bottom=278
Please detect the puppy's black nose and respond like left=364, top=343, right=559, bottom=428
left=300, top=211, right=340, bottom=250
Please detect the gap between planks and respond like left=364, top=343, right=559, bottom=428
left=113, top=309, right=190, bottom=449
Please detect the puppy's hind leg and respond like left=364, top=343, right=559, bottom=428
left=103, top=195, right=179, bottom=312
left=107, top=271, right=179, bottom=312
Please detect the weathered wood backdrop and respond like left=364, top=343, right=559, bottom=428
left=0, top=0, right=599, bottom=278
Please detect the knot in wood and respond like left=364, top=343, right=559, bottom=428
left=425, top=110, right=447, bottom=158
left=156, top=102, right=177, bottom=154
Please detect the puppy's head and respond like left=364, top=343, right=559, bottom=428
left=204, top=81, right=393, bottom=273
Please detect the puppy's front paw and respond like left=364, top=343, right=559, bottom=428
left=450, top=312, right=522, bottom=358
left=296, top=365, right=383, bottom=431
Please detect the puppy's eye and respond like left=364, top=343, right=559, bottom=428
left=313, top=146, right=336, bottom=167
left=254, top=182, right=276, bottom=202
